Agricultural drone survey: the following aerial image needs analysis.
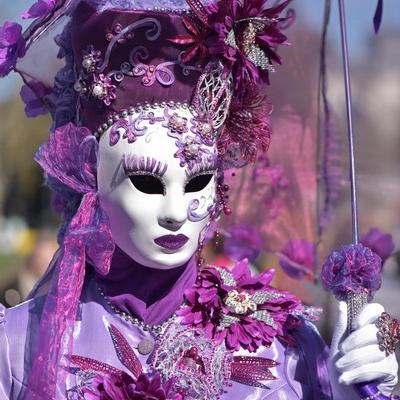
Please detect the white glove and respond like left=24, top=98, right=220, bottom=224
left=330, top=301, right=398, bottom=398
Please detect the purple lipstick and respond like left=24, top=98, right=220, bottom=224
left=154, top=234, right=189, bottom=250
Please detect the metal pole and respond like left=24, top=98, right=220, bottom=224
left=337, top=0, right=359, bottom=244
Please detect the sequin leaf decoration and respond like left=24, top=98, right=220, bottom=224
left=67, top=354, right=126, bottom=378
left=109, top=324, right=143, bottom=378
left=230, top=356, right=279, bottom=389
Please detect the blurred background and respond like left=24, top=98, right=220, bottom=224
left=0, top=0, right=399, bottom=390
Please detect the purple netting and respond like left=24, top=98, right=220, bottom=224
left=25, top=123, right=115, bottom=399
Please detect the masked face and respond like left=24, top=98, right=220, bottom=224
left=97, top=107, right=218, bottom=269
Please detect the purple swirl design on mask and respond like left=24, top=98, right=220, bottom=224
left=187, top=197, right=215, bottom=222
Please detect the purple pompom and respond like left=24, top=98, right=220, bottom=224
left=321, top=243, right=382, bottom=300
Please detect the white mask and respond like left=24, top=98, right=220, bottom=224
left=97, top=107, right=218, bottom=269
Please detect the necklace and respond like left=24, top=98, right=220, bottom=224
left=98, top=287, right=180, bottom=334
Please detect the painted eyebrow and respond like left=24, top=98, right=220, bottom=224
left=122, top=154, right=168, bottom=177
left=186, top=158, right=219, bottom=178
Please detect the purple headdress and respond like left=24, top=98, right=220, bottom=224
left=0, top=0, right=291, bottom=398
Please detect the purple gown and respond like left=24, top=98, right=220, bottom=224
left=0, top=250, right=333, bottom=399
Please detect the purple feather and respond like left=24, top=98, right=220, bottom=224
left=67, top=354, right=125, bottom=378
left=109, top=324, right=143, bottom=378
left=230, top=356, right=279, bottom=388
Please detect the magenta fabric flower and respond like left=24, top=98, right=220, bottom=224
left=360, top=227, right=395, bottom=263
left=20, top=80, right=51, bottom=117
left=82, top=372, right=135, bottom=400
left=321, top=243, right=382, bottom=300
left=131, top=373, right=182, bottom=400
left=22, top=0, right=56, bottom=20
left=205, top=0, right=290, bottom=90
left=279, top=239, right=315, bottom=280
left=0, top=21, right=26, bottom=78
left=178, top=260, right=300, bottom=352
left=224, top=223, right=262, bottom=262
left=83, top=372, right=180, bottom=400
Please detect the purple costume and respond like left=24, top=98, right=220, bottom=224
left=0, top=248, right=333, bottom=399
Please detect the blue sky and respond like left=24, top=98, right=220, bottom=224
left=1, top=0, right=399, bottom=102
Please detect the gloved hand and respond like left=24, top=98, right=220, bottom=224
left=330, top=301, right=398, bottom=399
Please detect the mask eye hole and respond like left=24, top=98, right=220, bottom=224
left=185, top=174, right=213, bottom=193
left=129, top=174, right=165, bottom=195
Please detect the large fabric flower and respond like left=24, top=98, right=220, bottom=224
left=321, top=243, right=382, bottom=300
left=206, top=0, right=291, bottom=89
left=0, top=21, right=26, bottom=78
left=178, top=259, right=300, bottom=352
left=178, top=0, right=291, bottom=91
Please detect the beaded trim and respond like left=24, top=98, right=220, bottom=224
left=94, top=100, right=197, bottom=138
left=98, top=287, right=180, bottom=334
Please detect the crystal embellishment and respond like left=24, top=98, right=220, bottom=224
left=251, top=310, right=277, bottom=329
left=225, top=290, right=257, bottom=314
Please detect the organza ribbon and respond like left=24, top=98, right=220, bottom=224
left=25, top=123, right=115, bottom=399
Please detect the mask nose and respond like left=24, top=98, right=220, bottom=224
left=158, top=185, right=187, bottom=232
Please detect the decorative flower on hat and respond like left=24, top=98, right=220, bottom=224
left=174, top=0, right=291, bottom=91
left=0, top=21, right=26, bottom=78
left=90, top=74, right=117, bottom=106
left=169, top=16, right=210, bottom=66
left=209, top=0, right=289, bottom=88
left=178, top=259, right=300, bottom=352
